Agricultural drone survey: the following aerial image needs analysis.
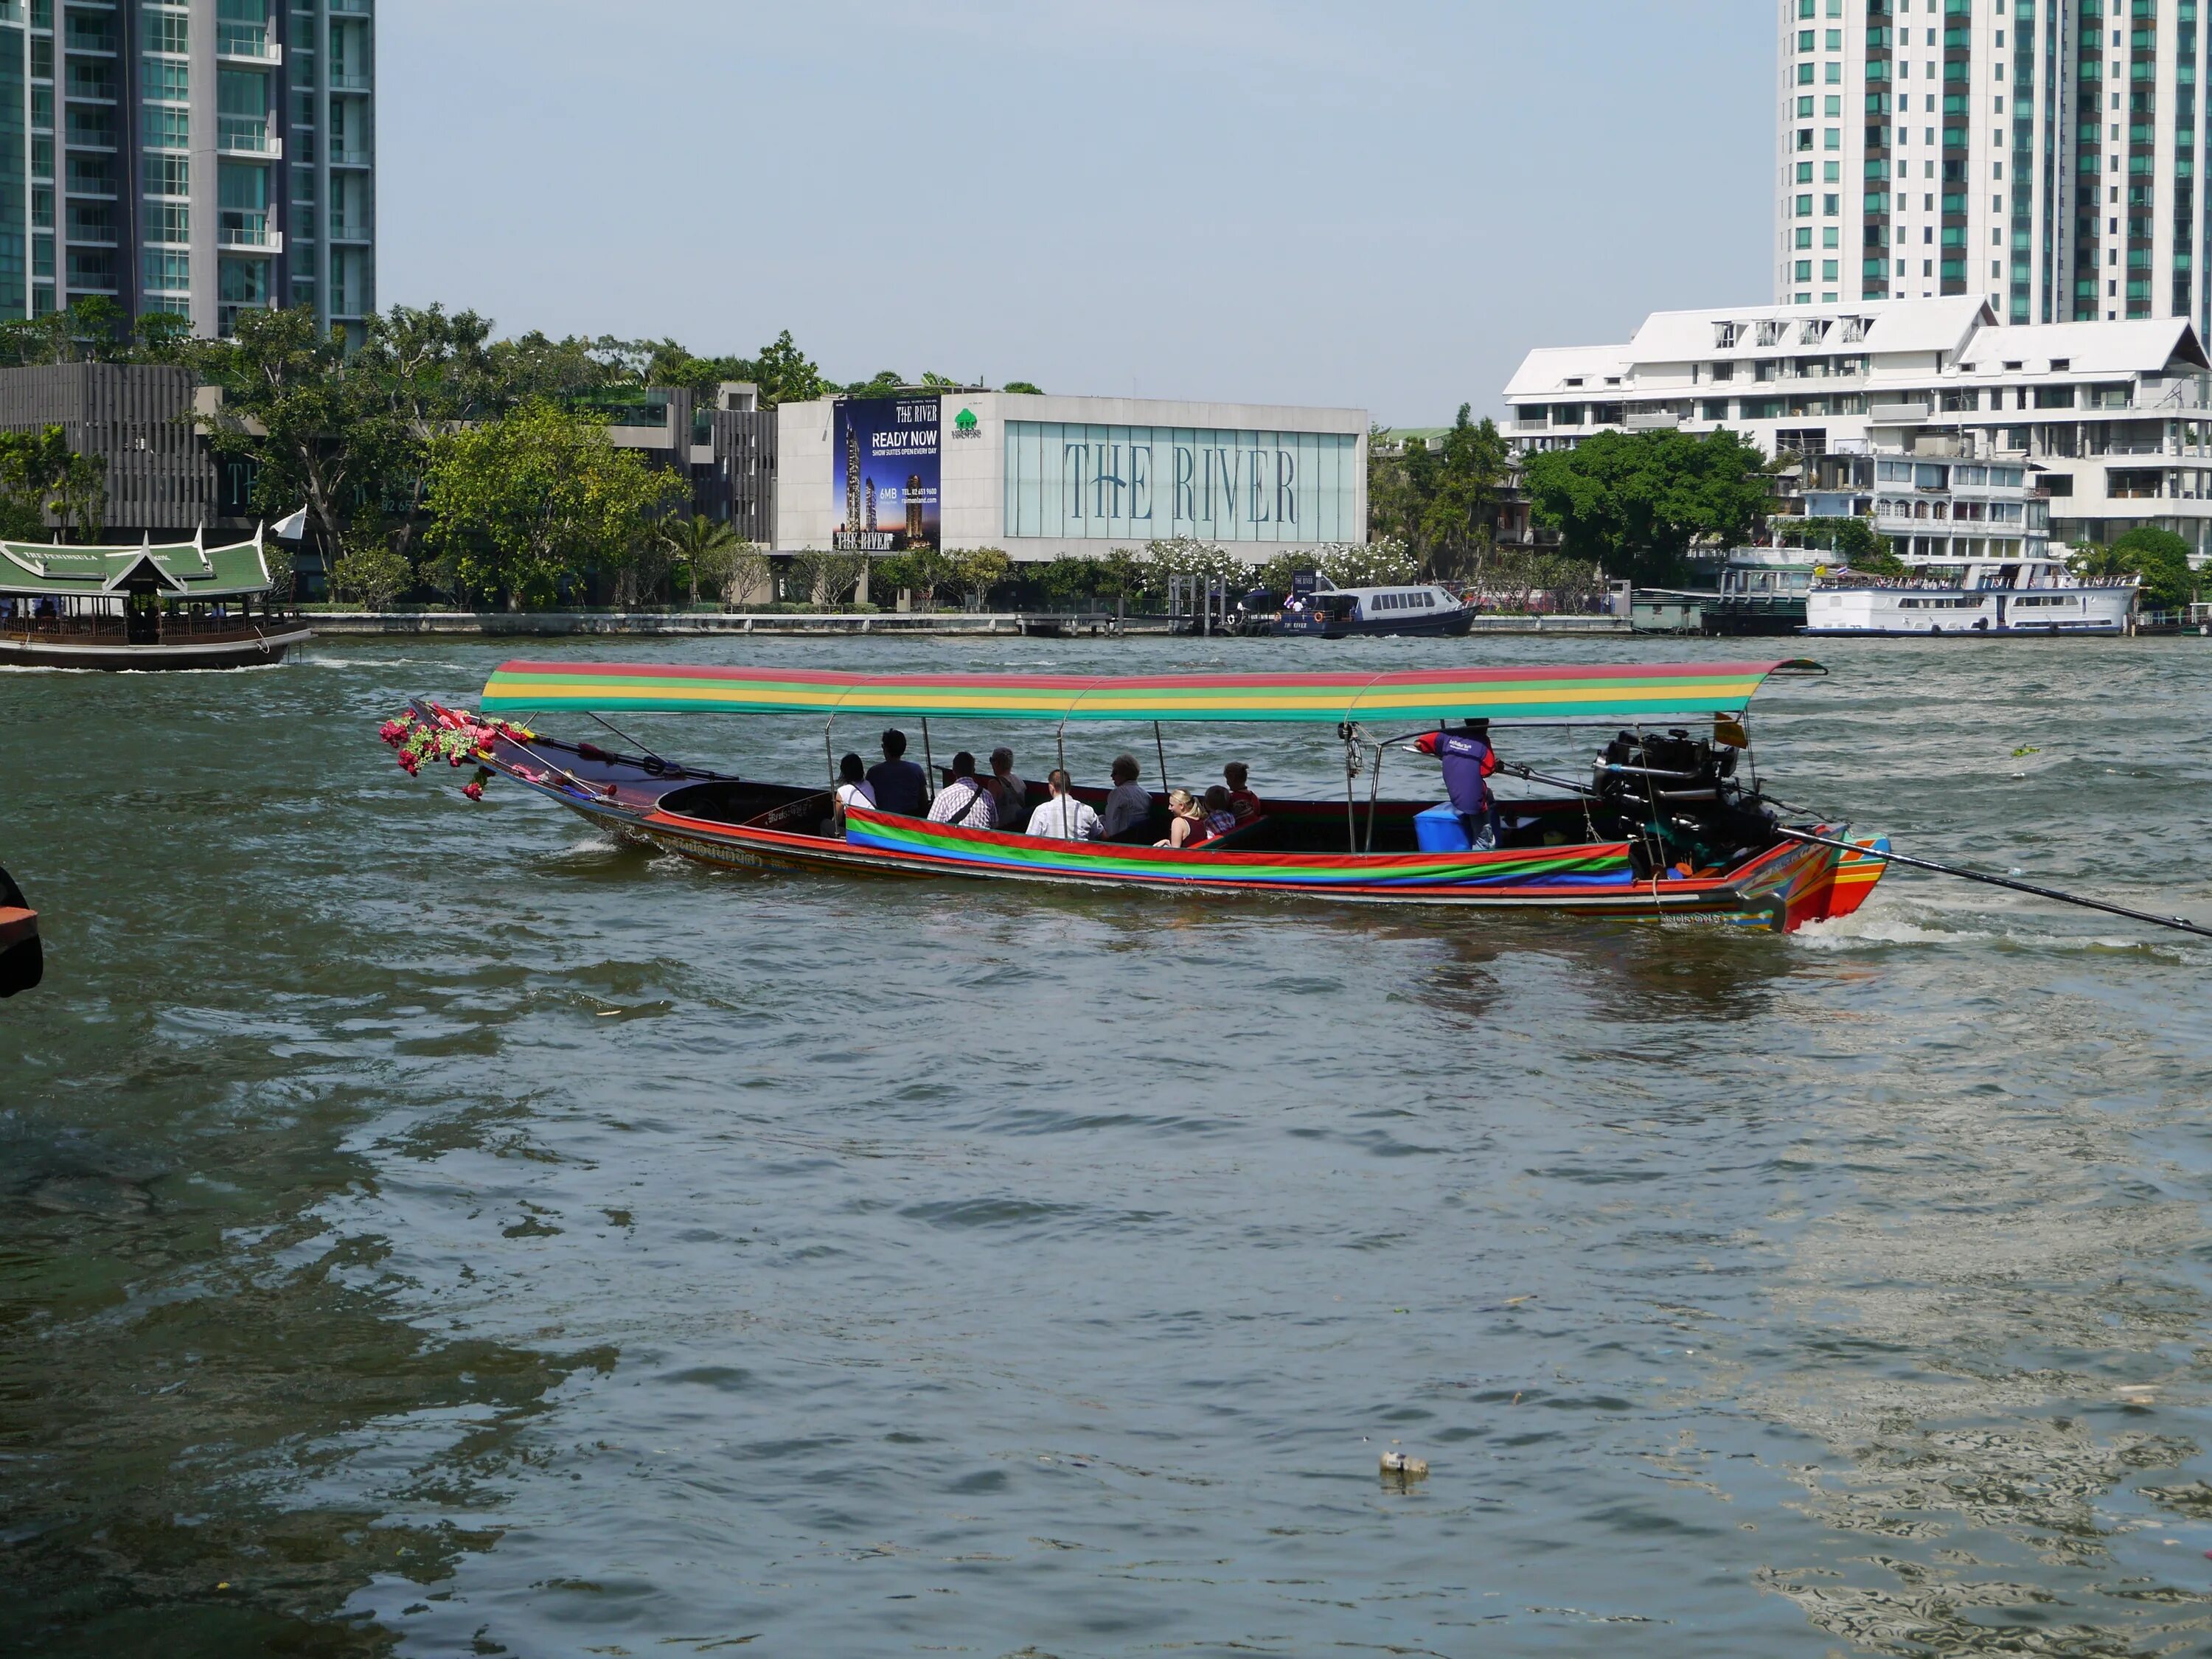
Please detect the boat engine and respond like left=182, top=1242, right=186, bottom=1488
left=1593, top=729, right=1773, bottom=877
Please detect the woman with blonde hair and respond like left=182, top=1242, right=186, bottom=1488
left=1155, top=788, right=1206, bottom=849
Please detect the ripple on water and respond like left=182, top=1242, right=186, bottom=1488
left=1, top=635, right=2209, bottom=1657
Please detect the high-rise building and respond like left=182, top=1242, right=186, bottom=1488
left=0, top=0, right=374, bottom=341
left=1776, top=0, right=2208, bottom=333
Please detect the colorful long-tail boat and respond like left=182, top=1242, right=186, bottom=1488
left=383, top=658, right=1890, bottom=933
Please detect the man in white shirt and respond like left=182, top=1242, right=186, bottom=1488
left=1026, top=769, right=1103, bottom=841
left=1099, top=752, right=1153, bottom=840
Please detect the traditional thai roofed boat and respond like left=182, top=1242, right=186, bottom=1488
left=0, top=526, right=311, bottom=669
left=383, top=658, right=1893, bottom=933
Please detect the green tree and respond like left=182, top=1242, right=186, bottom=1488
left=330, top=523, right=415, bottom=610
left=745, top=330, right=829, bottom=406
left=1521, top=428, right=1772, bottom=587
left=951, top=546, right=1012, bottom=608
left=661, top=512, right=741, bottom=608
left=2079, top=526, right=2197, bottom=611
left=844, top=370, right=905, bottom=397
left=0, top=425, right=103, bottom=540
left=352, top=305, right=499, bottom=572
left=132, top=308, right=195, bottom=364
left=877, top=546, right=956, bottom=608
left=784, top=547, right=867, bottom=608
left=193, top=305, right=409, bottom=563
left=422, top=400, right=681, bottom=611
left=1781, top=514, right=1902, bottom=574
left=1002, top=380, right=1044, bottom=395
left=1368, top=425, right=1421, bottom=552
left=1416, top=405, right=1509, bottom=580
left=485, top=330, right=616, bottom=402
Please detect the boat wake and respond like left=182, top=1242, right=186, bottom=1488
left=1795, top=903, right=2182, bottom=955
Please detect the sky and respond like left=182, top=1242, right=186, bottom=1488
left=379, top=1, right=1775, bottom=428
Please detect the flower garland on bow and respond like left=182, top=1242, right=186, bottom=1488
left=378, top=705, right=537, bottom=801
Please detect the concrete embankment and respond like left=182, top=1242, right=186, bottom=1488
left=307, top=611, right=1632, bottom=639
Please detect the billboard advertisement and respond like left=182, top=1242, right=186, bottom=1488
left=832, top=395, right=939, bottom=552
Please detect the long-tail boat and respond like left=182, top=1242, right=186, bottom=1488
left=0, top=862, right=40, bottom=998
left=383, top=658, right=1889, bottom=933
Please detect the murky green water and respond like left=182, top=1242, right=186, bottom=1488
left=4, top=633, right=2211, bottom=1658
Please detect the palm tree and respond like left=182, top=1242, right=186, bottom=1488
left=661, top=512, right=740, bottom=609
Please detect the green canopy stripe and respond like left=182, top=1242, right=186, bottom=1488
left=480, top=659, right=1821, bottom=726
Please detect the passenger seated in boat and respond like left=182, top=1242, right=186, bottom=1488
left=1155, top=789, right=1205, bottom=849
left=928, top=752, right=997, bottom=828
left=832, top=752, right=874, bottom=836
left=867, top=728, right=928, bottom=816
left=1413, top=718, right=1500, bottom=851
left=1026, top=769, right=1103, bottom=841
left=1100, top=754, right=1152, bottom=839
left=1199, top=786, right=1239, bottom=841
left=987, top=747, right=1029, bottom=825
left=1222, top=762, right=1262, bottom=822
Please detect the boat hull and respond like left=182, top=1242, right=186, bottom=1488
left=1273, top=609, right=1478, bottom=640
left=0, top=623, right=312, bottom=669
left=636, top=804, right=1851, bottom=928
left=0, top=863, right=38, bottom=998
left=1804, top=585, right=2132, bottom=636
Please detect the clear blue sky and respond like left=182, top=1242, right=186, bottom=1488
left=380, top=1, right=1773, bottom=428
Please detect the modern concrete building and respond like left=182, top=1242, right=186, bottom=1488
left=600, top=380, right=777, bottom=546
left=1503, top=295, right=2212, bottom=555
left=773, top=392, right=1368, bottom=562
left=0, top=0, right=372, bottom=340
left=0, top=361, right=253, bottom=538
left=1776, top=0, right=2207, bottom=330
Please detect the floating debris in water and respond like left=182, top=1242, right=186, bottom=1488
left=1380, top=1450, right=1429, bottom=1478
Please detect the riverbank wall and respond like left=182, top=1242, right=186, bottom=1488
left=305, top=611, right=1634, bottom=639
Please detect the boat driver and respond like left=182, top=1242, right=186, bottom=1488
left=1414, top=719, right=1501, bottom=850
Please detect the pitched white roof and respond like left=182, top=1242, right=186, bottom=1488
left=1626, top=296, right=1989, bottom=362
left=1503, top=296, right=2210, bottom=403
left=1952, top=318, right=2209, bottom=376
left=1501, top=344, right=1634, bottom=400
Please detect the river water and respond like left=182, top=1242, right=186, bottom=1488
left=3, top=633, right=2210, bottom=1658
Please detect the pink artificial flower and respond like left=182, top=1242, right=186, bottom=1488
left=462, top=779, right=484, bottom=801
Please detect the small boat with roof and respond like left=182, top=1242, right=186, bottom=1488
left=384, top=658, right=1892, bottom=933
left=1273, top=577, right=1475, bottom=639
left=0, top=526, right=311, bottom=669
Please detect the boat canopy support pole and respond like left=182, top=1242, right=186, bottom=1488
left=922, top=718, right=934, bottom=807
left=1154, top=722, right=1169, bottom=796
left=1773, top=827, right=2212, bottom=941
left=1365, top=733, right=1385, bottom=854
left=1340, top=723, right=1357, bottom=852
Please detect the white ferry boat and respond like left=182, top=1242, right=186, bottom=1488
left=1805, top=554, right=2137, bottom=636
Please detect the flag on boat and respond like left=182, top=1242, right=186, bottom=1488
left=272, top=507, right=309, bottom=541
left=477, top=660, right=1824, bottom=726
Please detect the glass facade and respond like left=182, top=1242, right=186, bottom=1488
left=1004, top=421, right=1357, bottom=544
left=0, top=9, right=22, bottom=319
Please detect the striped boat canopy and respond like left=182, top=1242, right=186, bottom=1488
left=479, top=659, right=1823, bottom=726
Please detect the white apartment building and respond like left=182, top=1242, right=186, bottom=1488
left=1503, top=296, right=2212, bottom=555
left=1776, top=0, right=2205, bottom=331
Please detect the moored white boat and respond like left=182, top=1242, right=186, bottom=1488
left=1804, top=553, right=2137, bottom=636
